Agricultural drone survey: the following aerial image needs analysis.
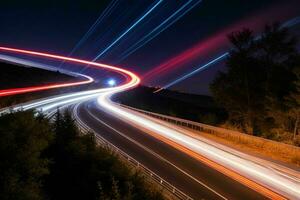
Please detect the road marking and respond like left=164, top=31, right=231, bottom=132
left=76, top=102, right=228, bottom=200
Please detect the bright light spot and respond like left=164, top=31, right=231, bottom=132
left=107, top=79, right=116, bottom=86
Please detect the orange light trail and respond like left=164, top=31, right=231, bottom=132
left=143, top=130, right=286, bottom=200
left=98, top=96, right=299, bottom=199
left=0, top=46, right=296, bottom=199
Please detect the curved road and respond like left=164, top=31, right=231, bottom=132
left=1, top=47, right=299, bottom=200
left=74, top=99, right=266, bottom=200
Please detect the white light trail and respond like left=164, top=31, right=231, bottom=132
left=0, top=46, right=139, bottom=114
left=2, top=46, right=299, bottom=200
left=97, top=92, right=300, bottom=199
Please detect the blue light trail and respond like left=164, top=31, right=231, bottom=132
left=59, top=0, right=119, bottom=68
left=92, top=0, right=164, bottom=61
left=118, top=0, right=202, bottom=62
left=154, top=15, right=300, bottom=93
left=69, top=0, right=119, bottom=55
left=154, top=52, right=229, bottom=93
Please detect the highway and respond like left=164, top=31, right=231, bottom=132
left=8, top=91, right=298, bottom=199
left=1, top=92, right=267, bottom=199
left=74, top=99, right=266, bottom=200
left=0, top=47, right=299, bottom=200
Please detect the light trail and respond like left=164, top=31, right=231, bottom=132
left=97, top=94, right=300, bottom=199
left=0, top=46, right=140, bottom=101
left=1, top=47, right=299, bottom=199
left=118, top=0, right=202, bottom=62
left=153, top=16, right=300, bottom=92
left=0, top=52, right=94, bottom=97
left=0, top=74, right=93, bottom=97
left=92, top=0, right=163, bottom=61
left=142, top=32, right=225, bottom=83
left=59, top=0, right=119, bottom=68
left=70, top=0, right=119, bottom=54
left=282, top=16, right=300, bottom=28
left=0, top=46, right=139, bottom=121
left=0, top=51, right=94, bottom=97
left=76, top=104, right=227, bottom=200
left=154, top=52, right=229, bottom=93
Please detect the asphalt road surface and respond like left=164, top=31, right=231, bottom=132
left=75, top=99, right=267, bottom=200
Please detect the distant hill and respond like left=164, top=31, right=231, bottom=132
left=0, top=62, right=76, bottom=89
left=113, top=86, right=227, bottom=125
left=0, top=62, right=94, bottom=108
left=158, top=89, right=216, bottom=108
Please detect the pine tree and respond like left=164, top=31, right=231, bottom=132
left=0, top=111, right=53, bottom=200
left=97, top=181, right=107, bottom=200
left=111, top=177, right=121, bottom=200
left=286, top=67, right=300, bottom=142
left=211, top=23, right=299, bottom=136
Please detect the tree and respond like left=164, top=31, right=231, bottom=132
left=286, top=67, right=300, bottom=142
left=211, top=29, right=265, bottom=134
left=211, top=23, right=299, bottom=136
left=44, top=111, right=165, bottom=200
left=0, top=110, right=165, bottom=200
left=110, top=177, right=121, bottom=200
left=260, top=24, right=299, bottom=137
left=0, top=111, right=53, bottom=200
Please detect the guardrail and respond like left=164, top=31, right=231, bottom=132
left=120, top=104, right=300, bottom=158
left=73, top=109, right=193, bottom=200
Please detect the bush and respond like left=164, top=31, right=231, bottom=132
left=0, top=111, right=53, bottom=200
left=0, top=111, right=164, bottom=200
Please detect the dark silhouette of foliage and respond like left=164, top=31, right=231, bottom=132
left=0, top=62, right=74, bottom=90
left=44, top=111, right=164, bottom=200
left=0, top=62, right=97, bottom=109
left=0, top=111, right=53, bottom=200
left=285, top=67, right=300, bottom=143
left=211, top=23, right=299, bottom=138
left=0, top=110, right=164, bottom=199
left=211, top=28, right=264, bottom=134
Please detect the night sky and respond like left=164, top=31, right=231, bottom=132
left=1, top=0, right=300, bottom=95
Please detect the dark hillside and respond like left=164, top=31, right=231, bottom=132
left=0, top=62, right=96, bottom=108
left=0, top=62, right=77, bottom=89
left=113, top=86, right=227, bottom=125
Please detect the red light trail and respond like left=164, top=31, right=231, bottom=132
left=143, top=2, right=299, bottom=84
left=0, top=47, right=140, bottom=97
left=142, top=32, right=224, bottom=82
left=0, top=47, right=298, bottom=199
left=0, top=75, right=93, bottom=97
